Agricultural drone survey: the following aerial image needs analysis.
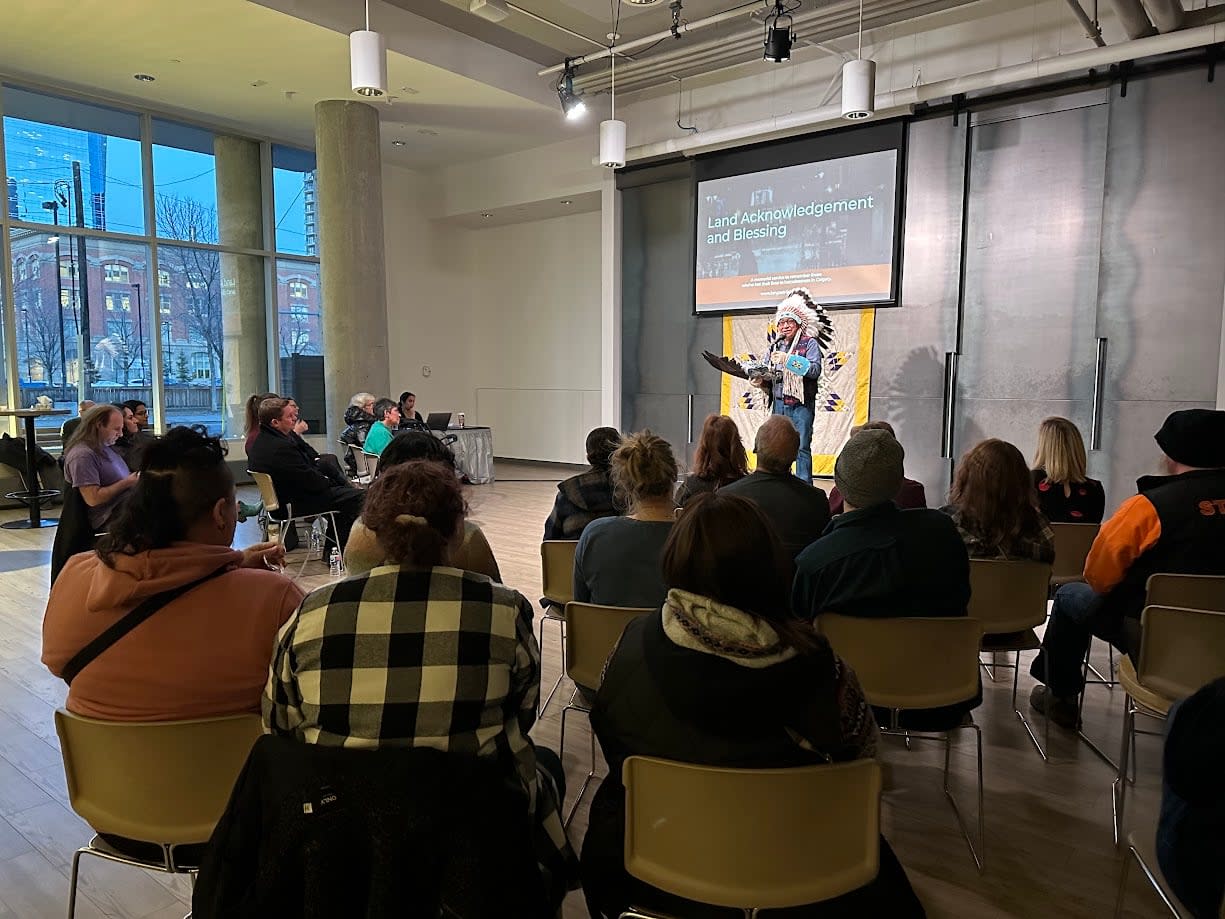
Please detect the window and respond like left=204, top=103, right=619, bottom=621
left=160, top=293, right=171, bottom=314
left=191, top=351, right=211, bottom=379
left=16, top=258, right=26, bottom=280
left=30, top=257, right=39, bottom=279
left=288, top=279, right=308, bottom=299
left=104, top=262, right=129, bottom=283
left=277, top=258, right=324, bottom=402
left=152, top=119, right=220, bottom=245
left=272, top=145, right=317, bottom=256
left=186, top=271, right=207, bottom=290
left=60, top=288, right=71, bottom=307
left=1, top=86, right=145, bottom=233
left=158, top=269, right=170, bottom=287
left=59, top=257, right=74, bottom=279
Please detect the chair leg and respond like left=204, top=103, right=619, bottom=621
left=942, top=723, right=985, bottom=872
left=1113, top=845, right=1133, bottom=919
left=68, top=847, right=86, bottom=919
left=537, top=616, right=565, bottom=718
left=1013, top=648, right=1051, bottom=762
left=1112, top=695, right=1134, bottom=846
left=565, top=723, right=598, bottom=828
left=1077, top=644, right=1121, bottom=772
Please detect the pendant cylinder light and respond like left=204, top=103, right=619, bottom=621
left=600, top=36, right=626, bottom=168
left=841, top=58, right=875, bottom=119
left=351, top=30, right=387, bottom=96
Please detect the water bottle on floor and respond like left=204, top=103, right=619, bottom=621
left=329, top=547, right=343, bottom=576
left=308, top=528, right=323, bottom=560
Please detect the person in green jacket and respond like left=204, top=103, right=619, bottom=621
left=362, top=398, right=401, bottom=458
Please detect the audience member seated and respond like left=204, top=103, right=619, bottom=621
left=793, top=429, right=975, bottom=729
left=246, top=397, right=365, bottom=550
left=59, top=399, right=95, bottom=449
left=674, top=414, right=748, bottom=507
left=122, top=399, right=156, bottom=439
left=362, top=397, right=401, bottom=458
left=1029, top=409, right=1225, bottom=728
left=62, top=404, right=140, bottom=533
left=1157, top=676, right=1225, bottom=919
left=1031, top=416, right=1106, bottom=523
left=264, top=461, right=577, bottom=907
left=266, top=395, right=350, bottom=489
left=112, top=403, right=144, bottom=472
left=721, top=415, right=829, bottom=560
left=574, top=431, right=676, bottom=609
left=345, top=432, right=502, bottom=582
left=828, top=420, right=927, bottom=514
left=243, top=391, right=278, bottom=455
left=582, top=492, right=923, bottom=919
left=397, top=390, right=426, bottom=429
left=941, top=438, right=1055, bottom=562
left=340, top=391, right=377, bottom=448
left=43, top=426, right=301, bottom=721
left=543, top=426, right=622, bottom=541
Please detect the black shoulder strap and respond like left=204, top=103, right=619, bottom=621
left=61, top=564, right=232, bottom=687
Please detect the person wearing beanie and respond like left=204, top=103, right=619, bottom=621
left=828, top=420, right=927, bottom=514
left=543, top=426, right=623, bottom=540
left=792, top=428, right=975, bottom=728
left=748, top=288, right=832, bottom=484
left=1030, top=408, right=1225, bottom=730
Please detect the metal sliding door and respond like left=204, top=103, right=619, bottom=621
left=953, top=96, right=1109, bottom=478
left=1094, top=71, right=1225, bottom=511
left=621, top=172, right=721, bottom=470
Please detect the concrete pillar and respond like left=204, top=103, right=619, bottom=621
left=214, top=135, right=268, bottom=441
left=314, top=100, right=389, bottom=439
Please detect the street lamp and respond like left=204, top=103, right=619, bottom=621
left=41, top=200, right=66, bottom=389
left=162, top=319, right=171, bottom=381
left=131, top=282, right=145, bottom=384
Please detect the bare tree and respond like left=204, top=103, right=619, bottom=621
left=18, top=288, right=62, bottom=385
left=104, top=311, right=144, bottom=385
left=279, top=307, right=318, bottom=358
left=155, top=195, right=222, bottom=407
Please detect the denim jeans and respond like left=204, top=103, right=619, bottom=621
left=775, top=400, right=815, bottom=484
left=1030, top=581, right=1138, bottom=698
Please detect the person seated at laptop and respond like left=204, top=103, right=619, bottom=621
left=397, top=391, right=426, bottom=429
left=362, top=398, right=401, bottom=458
left=247, top=397, right=365, bottom=550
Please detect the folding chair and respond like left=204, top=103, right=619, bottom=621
left=968, top=559, right=1054, bottom=759
left=818, top=613, right=986, bottom=870
left=538, top=540, right=578, bottom=716
left=558, top=601, right=651, bottom=826
left=55, top=710, right=262, bottom=919
left=247, top=470, right=339, bottom=577
left=620, top=757, right=882, bottom=918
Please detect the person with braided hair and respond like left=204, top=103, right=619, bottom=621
left=749, top=288, right=832, bottom=484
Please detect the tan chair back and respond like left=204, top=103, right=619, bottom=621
left=540, top=541, right=578, bottom=607
left=55, top=710, right=262, bottom=845
left=1050, top=523, right=1099, bottom=581
left=968, top=559, right=1051, bottom=634
left=1136, top=606, right=1225, bottom=700
left=564, top=602, right=652, bottom=690
left=623, top=756, right=882, bottom=909
left=1145, top=573, right=1225, bottom=613
left=818, top=614, right=983, bottom=711
left=247, top=470, right=281, bottom=515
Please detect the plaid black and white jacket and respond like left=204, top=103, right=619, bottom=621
left=263, top=564, right=578, bottom=896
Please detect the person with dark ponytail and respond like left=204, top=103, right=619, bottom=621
left=43, top=426, right=304, bottom=722
left=265, top=460, right=578, bottom=908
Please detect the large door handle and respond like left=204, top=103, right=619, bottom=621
left=941, top=352, right=959, bottom=459
left=686, top=394, right=695, bottom=444
left=1090, top=337, right=1107, bottom=451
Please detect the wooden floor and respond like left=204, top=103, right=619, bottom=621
left=0, top=461, right=1169, bottom=918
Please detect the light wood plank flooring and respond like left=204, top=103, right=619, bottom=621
left=0, top=462, right=1168, bottom=917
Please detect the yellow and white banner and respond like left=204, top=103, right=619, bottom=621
left=720, top=309, right=875, bottom=476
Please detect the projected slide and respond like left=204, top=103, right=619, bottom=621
left=695, top=149, right=899, bottom=312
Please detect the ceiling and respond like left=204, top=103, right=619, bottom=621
left=0, top=0, right=577, bottom=169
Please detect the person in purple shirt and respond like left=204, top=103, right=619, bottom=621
left=828, top=420, right=927, bottom=515
left=62, top=404, right=139, bottom=531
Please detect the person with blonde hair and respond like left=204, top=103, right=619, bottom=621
left=62, top=403, right=139, bottom=531
left=265, top=460, right=576, bottom=907
left=573, top=431, right=677, bottom=609
left=1031, top=416, right=1105, bottom=523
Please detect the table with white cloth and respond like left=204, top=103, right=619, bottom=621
left=436, top=426, right=494, bottom=484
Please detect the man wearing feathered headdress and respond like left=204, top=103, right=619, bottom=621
left=749, top=288, right=831, bottom=484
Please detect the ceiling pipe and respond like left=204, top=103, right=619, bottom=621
left=615, top=20, right=1225, bottom=163
left=1108, top=0, right=1158, bottom=39
left=1140, top=0, right=1186, bottom=32
left=1062, top=0, right=1107, bottom=46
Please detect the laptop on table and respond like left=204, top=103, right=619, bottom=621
left=425, top=412, right=452, bottom=431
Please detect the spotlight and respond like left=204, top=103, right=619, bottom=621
left=557, top=62, right=587, bottom=120
left=762, top=0, right=794, bottom=64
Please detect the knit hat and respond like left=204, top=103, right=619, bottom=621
left=834, top=429, right=904, bottom=509
left=1154, top=409, right=1225, bottom=468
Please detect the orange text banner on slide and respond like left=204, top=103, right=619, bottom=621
left=698, top=265, right=890, bottom=306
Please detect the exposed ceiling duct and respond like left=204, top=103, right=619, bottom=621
left=1109, top=0, right=1225, bottom=39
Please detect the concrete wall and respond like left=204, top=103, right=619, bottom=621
left=383, top=162, right=602, bottom=464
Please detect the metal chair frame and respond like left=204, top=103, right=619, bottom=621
left=247, top=470, right=339, bottom=578
left=1113, top=831, right=1195, bottom=919
left=69, top=836, right=200, bottom=919
left=347, top=444, right=374, bottom=486
left=537, top=541, right=579, bottom=718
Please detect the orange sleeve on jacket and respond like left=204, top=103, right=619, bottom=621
left=1083, top=494, right=1162, bottom=594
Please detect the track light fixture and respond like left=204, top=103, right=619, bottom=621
left=762, top=0, right=795, bottom=64
left=557, top=60, right=587, bottom=120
